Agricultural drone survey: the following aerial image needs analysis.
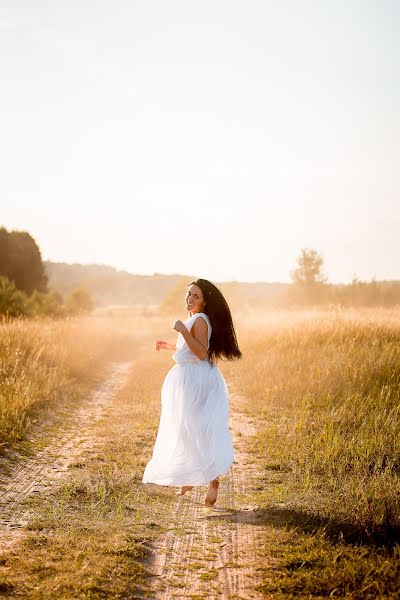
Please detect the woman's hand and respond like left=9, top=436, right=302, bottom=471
left=155, top=339, right=171, bottom=351
left=172, top=320, right=186, bottom=333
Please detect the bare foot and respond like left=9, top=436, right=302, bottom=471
left=204, top=479, right=219, bottom=507
left=176, top=486, right=193, bottom=496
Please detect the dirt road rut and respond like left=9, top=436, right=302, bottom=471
left=148, top=395, right=265, bottom=599
left=0, top=362, right=131, bottom=549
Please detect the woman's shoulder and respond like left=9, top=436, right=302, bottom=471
left=189, top=312, right=210, bottom=322
left=184, top=312, right=211, bottom=329
left=191, top=313, right=212, bottom=336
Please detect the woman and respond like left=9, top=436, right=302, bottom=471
left=142, top=278, right=242, bottom=507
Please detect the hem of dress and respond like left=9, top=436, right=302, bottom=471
left=142, top=464, right=232, bottom=487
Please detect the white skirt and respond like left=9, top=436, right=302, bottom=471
left=142, top=361, right=234, bottom=486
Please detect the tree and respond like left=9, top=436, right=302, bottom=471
left=290, top=248, right=327, bottom=285
left=289, top=248, right=328, bottom=305
left=25, top=290, right=64, bottom=318
left=160, top=276, right=197, bottom=314
left=0, top=276, right=27, bottom=317
left=9, top=230, right=48, bottom=293
left=65, top=288, right=94, bottom=315
left=0, top=227, right=47, bottom=294
left=0, top=228, right=12, bottom=280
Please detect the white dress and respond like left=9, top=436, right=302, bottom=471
left=142, top=312, right=234, bottom=486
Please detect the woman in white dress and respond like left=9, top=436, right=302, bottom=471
left=142, top=278, right=242, bottom=507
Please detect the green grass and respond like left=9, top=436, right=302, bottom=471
left=256, top=527, right=400, bottom=597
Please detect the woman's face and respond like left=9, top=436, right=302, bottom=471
left=185, top=284, right=205, bottom=314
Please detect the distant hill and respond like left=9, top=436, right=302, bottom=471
left=45, top=262, right=288, bottom=307
left=44, top=261, right=400, bottom=310
left=45, top=262, right=187, bottom=306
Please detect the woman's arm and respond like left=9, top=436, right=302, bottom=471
left=155, top=340, right=176, bottom=352
left=173, top=318, right=208, bottom=360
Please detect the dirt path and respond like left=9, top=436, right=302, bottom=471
left=0, top=362, right=131, bottom=550
left=1, top=370, right=270, bottom=598
left=148, top=393, right=266, bottom=600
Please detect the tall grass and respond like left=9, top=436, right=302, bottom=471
left=0, top=337, right=177, bottom=598
left=0, top=316, right=138, bottom=451
left=223, top=308, right=400, bottom=544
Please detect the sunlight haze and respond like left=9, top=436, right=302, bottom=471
left=1, top=1, right=399, bottom=283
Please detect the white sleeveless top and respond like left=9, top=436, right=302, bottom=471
left=172, top=312, right=212, bottom=364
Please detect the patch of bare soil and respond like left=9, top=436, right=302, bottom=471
left=0, top=362, right=131, bottom=551
left=147, top=392, right=267, bottom=599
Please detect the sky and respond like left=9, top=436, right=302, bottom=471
left=1, top=0, right=399, bottom=283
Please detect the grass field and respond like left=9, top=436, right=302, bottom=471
left=0, top=313, right=163, bottom=452
left=1, top=307, right=400, bottom=596
left=223, top=307, right=400, bottom=596
left=0, top=315, right=175, bottom=598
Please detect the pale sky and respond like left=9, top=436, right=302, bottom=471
left=1, top=1, right=399, bottom=283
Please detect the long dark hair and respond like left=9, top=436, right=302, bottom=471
left=189, top=278, right=242, bottom=364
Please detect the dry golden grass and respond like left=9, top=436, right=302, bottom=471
left=0, top=326, right=176, bottom=598
left=0, top=315, right=143, bottom=452
left=0, top=312, right=174, bottom=451
left=226, top=308, right=400, bottom=539
left=2, top=307, right=400, bottom=596
left=222, top=306, right=400, bottom=596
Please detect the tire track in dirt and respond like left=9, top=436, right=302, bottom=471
left=148, top=391, right=265, bottom=599
left=0, top=362, right=131, bottom=550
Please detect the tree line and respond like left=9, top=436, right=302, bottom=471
left=1, top=225, right=399, bottom=317
left=0, top=227, right=93, bottom=317
left=161, top=249, right=400, bottom=314
left=289, top=248, right=400, bottom=307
